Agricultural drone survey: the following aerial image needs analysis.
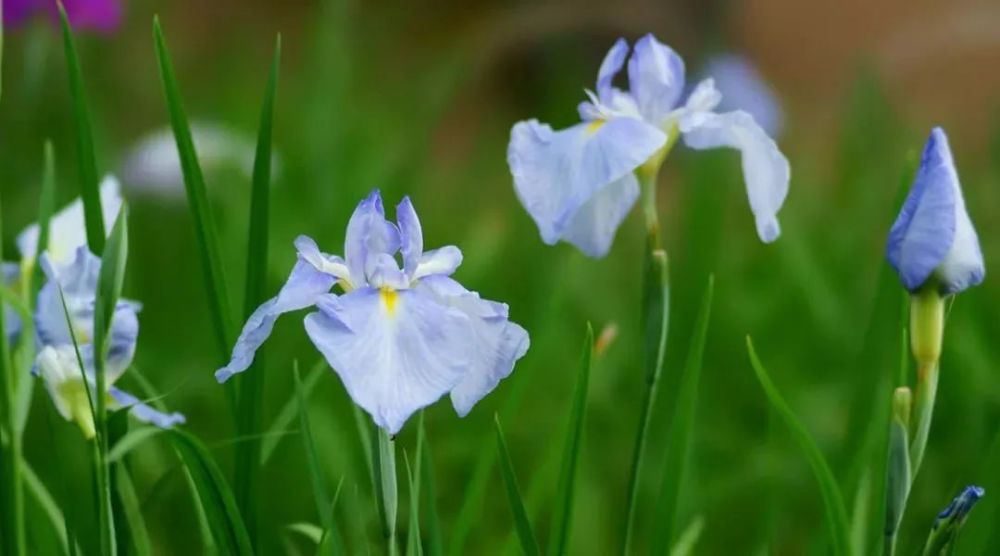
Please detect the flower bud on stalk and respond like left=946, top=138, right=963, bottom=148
left=884, top=387, right=912, bottom=554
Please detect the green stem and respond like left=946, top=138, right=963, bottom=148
left=373, top=427, right=398, bottom=556
left=908, top=362, right=938, bottom=478
left=622, top=162, right=671, bottom=555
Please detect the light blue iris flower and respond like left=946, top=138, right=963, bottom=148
left=701, top=53, right=783, bottom=137
left=33, top=247, right=184, bottom=438
left=508, top=33, right=790, bottom=257
left=217, top=191, right=530, bottom=434
left=887, top=128, right=985, bottom=294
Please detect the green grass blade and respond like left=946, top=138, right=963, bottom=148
left=418, top=419, right=443, bottom=556
left=57, top=3, right=105, bottom=252
left=260, top=359, right=326, bottom=465
left=651, top=275, right=714, bottom=553
left=151, top=17, right=234, bottom=360
left=30, top=140, right=58, bottom=297
left=108, top=427, right=164, bottom=463
left=404, top=452, right=423, bottom=556
left=293, top=362, right=344, bottom=555
left=670, top=515, right=705, bottom=556
left=114, top=465, right=152, bottom=556
left=233, top=34, right=282, bottom=547
left=546, top=323, right=594, bottom=556
left=23, top=462, right=73, bottom=554
left=747, top=337, right=851, bottom=556
left=622, top=247, right=669, bottom=554
left=0, top=191, right=25, bottom=555
left=168, top=429, right=253, bottom=555
left=494, top=414, right=540, bottom=556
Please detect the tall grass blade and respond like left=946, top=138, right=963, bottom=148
left=168, top=429, right=253, bottom=555
left=31, top=140, right=59, bottom=297
left=233, top=33, right=282, bottom=548
left=23, top=462, right=74, bottom=554
left=494, top=414, right=540, bottom=556
left=57, top=3, right=105, bottom=252
left=293, top=362, right=344, bottom=555
left=152, top=17, right=234, bottom=359
left=260, top=359, right=326, bottom=465
left=546, top=323, right=594, bottom=556
left=418, top=419, right=443, bottom=556
left=651, top=275, right=714, bottom=553
left=0, top=192, right=24, bottom=556
left=114, top=464, right=152, bottom=556
left=372, top=425, right=398, bottom=556
left=747, top=337, right=851, bottom=556
left=404, top=452, right=423, bottom=556
left=622, top=247, right=669, bottom=554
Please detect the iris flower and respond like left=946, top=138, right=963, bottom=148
left=701, top=54, right=783, bottom=137
left=34, top=247, right=184, bottom=438
left=887, top=127, right=985, bottom=295
left=508, top=33, right=790, bottom=257
left=217, top=191, right=530, bottom=434
left=3, top=0, right=121, bottom=32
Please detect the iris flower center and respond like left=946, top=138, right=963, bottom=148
left=380, top=287, right=399, bottom=316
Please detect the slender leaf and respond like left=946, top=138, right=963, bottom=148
left=670, top=515, right=705, bottom=556
left=293, top=363, right=344, bottom=555
left=151, top=17, right=234, bottom=360
left=108, top=427, right=164, bottom=464
left=404, top=452, right=423, bottom=556
left=23, top=462, right=73, bottom=554
left=31, top=140, right=58, bottom=296
left=547, top=324, right=594, bottom=556
left=418, top=419, right=443, bottom=556
left=494, top=414, right=540, bottom=556
left=372, top=425, right=398, bottom=555
left=57, top=3, right=105, bottom=252
left=168, top=429, right=253, bottom=555
left=623, top=245, right=669, bottom=555
left=747, top=337, right=851, bottom=556
left=260, top=359, right=326, bottom=465
left=287, top=522, right=324, bottom=545
left=0, top=191, right=24, bottom=556
left=114, top=465, right=152, bottom=556
left=651, top=275, right=714, bottom=553
left=233, top=34, right=282, bottom=547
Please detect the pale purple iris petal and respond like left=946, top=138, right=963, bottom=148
left=508, top=117, right=665, bottom=254
left=704, top=54, right=783, bottom=137
left=215, top=258, right=337, bottom=383
left=396, top=196, right=423, bottom=274
left=886, top=128, right=983, bottom=293
left=680, top=110, right=790, bottom=242
left=628, top=33, right=686, bottom=124
left=597, top=38, right=629, bottom=105
left=304, top=287, right=473, bottom=435
left=560, top=173, right=641, bottom=258
left=344, top=190, right=400, bottom=286
left=109, top=386, right=186, bottom=429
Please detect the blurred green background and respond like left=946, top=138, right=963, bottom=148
left=2, top=0, right=1000, bottom=554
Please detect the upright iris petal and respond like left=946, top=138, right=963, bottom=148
left=217, top=191, right=529, bottom=434
left=702, top=54, right=783, bottom=137
left=33, top=247, right=183, bottom=437
left=508, top=33, right=790, bottom=257
left=886, top=127, right=984, bottom=294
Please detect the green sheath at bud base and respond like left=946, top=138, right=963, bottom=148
left=910, top=287, right=945, bottom=368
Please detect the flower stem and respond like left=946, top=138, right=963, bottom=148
left=908, top=362, right=938, bottom=477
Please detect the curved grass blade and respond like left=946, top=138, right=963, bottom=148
left=57, top=3, right=105, bottom=252
left=30, top=140, right=58, bottom=297
left=747, top=337, right=851, bottom=556
left=404, top=452, right=423, bottom=556
left=372, top=425, right=398, bottom=556
left=233, top=33, right=282, bottom=547
left=23, top=462, right=75, bottom=555
left=651, top=275, right=714, bottom=554
left=546, top=323, right=594, bottom=556
left=108, top=427, right=164, bottom=464
left=670, top=515, right=705, bottom=556
left=293, top=363, right=344, bottom=555
left=152, top=17, right=234, bottom=361
left=0, top=194, right=25, bottom=555
left=114, top=465, right=152, bottom=556
left=260, top=359, right=326, bottom=465
left=168, top=429, right=253, bottom=555
left=418, top=419, right=443, bottom=556
left=494, top=415, right=540, bottom=556
left=622, top=246, right=669, bottom=555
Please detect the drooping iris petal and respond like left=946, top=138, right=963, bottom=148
left=628, top=33, right=686, bottom=125
left=680, top=110, right=790, bottom=242
left=413, top=246, right=462, bottom=280
left=215, top=258, right=337, bottom=383
left=597, top=38, right=630, bottom=105
left=886, top=128, right=984, bottom=293
left=304, top=288, right=472, bottom=434
left=419, top=276, right=530, bottom=417
left=704, top=54, right=783, bottom=137
left=508, top=118, right=666, bottom=252
left=294, top=235, right=351, bottom=283
left=344, top=191, right=400, bottom=286
left=17, top=175, right=123, bottom=266
left=109, top=387, right=186, bottom=429
left=561, top=173, right=640, bottom=258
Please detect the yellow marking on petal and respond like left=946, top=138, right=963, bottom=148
left=380, top=287, right=399, bottom=316
left=60, top=380, right=96, bottom=439
left=585, top=119, right=606, bottom=135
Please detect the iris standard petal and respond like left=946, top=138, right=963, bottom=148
left=304, top=287, right=472, bottom=434
left=417, top=277, right=529, bottom=417
left=680, top=110, right=790, bottom=242
left=704, top=54, right=783, bottom=137
left=508, top=118, right=666, bottom=252
left=109, top=387, right=186, bottom=429
left=215, top=259, right=337, bottom=383
left=560, top=173, right=641, bottom=258
left=397, top=196, right=423, bottom=273
left=628, top=34, right=686, bottom=124
left=18, top=176, right=123, bottom=266
left=344, top=191, right=400, bottom=286
left=597, top=38, right=630, bottom=104
left=886, top=128, right=969, bottom=291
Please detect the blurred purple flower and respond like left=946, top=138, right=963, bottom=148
left=3, top=0, right=122, bottom=33
left=701, top=54, right=783, bottom=137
